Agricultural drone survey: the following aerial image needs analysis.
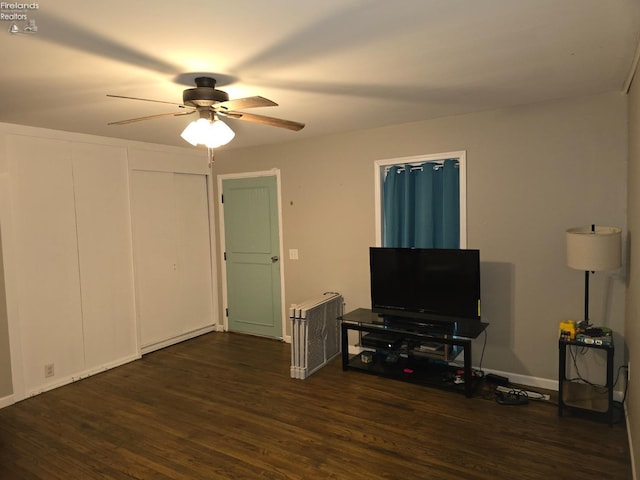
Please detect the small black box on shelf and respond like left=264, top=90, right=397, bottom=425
left=361, top=332, right=404, bottom=350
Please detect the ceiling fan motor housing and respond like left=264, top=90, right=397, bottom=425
left=183, top=77, right=229, bottom=107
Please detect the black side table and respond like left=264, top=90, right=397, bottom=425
left=558, top=339, right=614, bottom=425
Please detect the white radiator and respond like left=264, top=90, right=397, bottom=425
left=289, top=292, right=343, bottom=379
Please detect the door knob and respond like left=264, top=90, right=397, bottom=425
left=271, top=255, right=279, bottom=263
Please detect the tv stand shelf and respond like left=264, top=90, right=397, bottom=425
left=340, top=309, right=488, bottom=397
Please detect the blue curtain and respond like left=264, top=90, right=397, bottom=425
left=383, top=159, right=459, bottom=248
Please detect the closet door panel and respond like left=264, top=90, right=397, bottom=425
left=131, top=170, right=213, bottom=350
left=7, top=136, right=84, bottom=392
left=71, top=143, right=137, bottom=368
left=174, top=173, right=214, bottom=333
left=130, top=170, right=178, bottom=347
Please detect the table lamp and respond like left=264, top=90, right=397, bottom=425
left=566, top=225, right=621, bottom=330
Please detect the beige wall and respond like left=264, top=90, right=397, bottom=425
left=627, top=68, right=639, bottom=476
left=213, top=91, right=628, bottom=384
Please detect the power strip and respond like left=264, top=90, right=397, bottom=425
left=496, top=391, right=529, bottom=405
left=496, top=385, right=550, bottom=401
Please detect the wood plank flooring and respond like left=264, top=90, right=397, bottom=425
left=0, top=332, right=632, bottom=479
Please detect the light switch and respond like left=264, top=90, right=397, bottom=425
left=289, top=249, right=299, bottom=260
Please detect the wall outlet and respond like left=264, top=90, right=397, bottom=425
left=44, top=363, right=55, bottom=378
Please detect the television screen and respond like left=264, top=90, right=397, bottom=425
left=369, top=247, right=481, bottom=323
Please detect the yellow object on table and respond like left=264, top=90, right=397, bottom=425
left=559, top=320, right=577, bottom=341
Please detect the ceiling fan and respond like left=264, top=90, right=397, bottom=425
left=107, top=76, right=305, bottom=145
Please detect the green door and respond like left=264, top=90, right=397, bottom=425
left=222, top=175, right=283, bottom=338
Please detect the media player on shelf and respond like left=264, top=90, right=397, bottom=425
left=575, top=334, right=612, bottom=346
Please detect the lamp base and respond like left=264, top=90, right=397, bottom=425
left=577, top=319, right=591, bottom=332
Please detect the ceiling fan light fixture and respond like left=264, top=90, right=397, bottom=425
left=180, top=118, right=208, bottom=146
left=205, top=117, right=235, bottom=148
left=180, top=117, right=235, bottom=148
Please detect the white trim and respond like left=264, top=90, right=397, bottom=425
left=217, top=169, right=287, bottom=339
left=479, top=367, right=557, bottom=394
left=128, top=150, right=207, bottom=175
left=20, top=353, right=141, bottom=400
left=373, top=150, right=467, bottom=248
left=124, top=152, right=142, bottom=357
left=206, top=166, right=220, bottom=331
left=467, top=366, right=628, bottom=402
left=0, top=394, right=15, bottom=409
left=216, top=174, right=229, bottom=332
left=275, top=171, right=288, bottom=340
left=140, top=325, right=216, bottom=355
left=625, top=403, right=637, bottom=480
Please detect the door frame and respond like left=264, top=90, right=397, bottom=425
left=216, top=169, right=287, bottom=339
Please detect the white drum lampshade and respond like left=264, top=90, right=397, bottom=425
left=566, top=225, right=621, bottom=327
left=566, top=226, right=621, bottom=272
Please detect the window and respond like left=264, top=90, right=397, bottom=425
left=374, top=151, right=467, bottom=248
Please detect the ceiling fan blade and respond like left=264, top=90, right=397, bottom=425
left=221, top=110, right=305, bottom=131
left=107, top=94, right=188, bottom=108
left=108, top=110, right=195, bottom=126
left=214, top=96, right=278, bottom=112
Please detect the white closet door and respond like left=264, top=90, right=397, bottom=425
left=131, top=171, right=178, bottom=347
left=174, top=173, right=214, bottom=334
left=131, top=171, right=213, bottom=349
left=71, top=143, right=137, bottom=369
left=7, top=136, right=85, bottom=392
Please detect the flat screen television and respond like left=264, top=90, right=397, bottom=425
left=369, top=247, right=481, bottom=326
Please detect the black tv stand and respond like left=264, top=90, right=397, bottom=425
left=340, top=308, right=488, bottom=397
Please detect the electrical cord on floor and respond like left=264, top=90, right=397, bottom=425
left=496, top=387, right=529, bottom=405
left=507, top=386, right=547, bottom=401
left=485, top=381, right=553, bottom=406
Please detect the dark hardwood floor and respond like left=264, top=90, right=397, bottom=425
left=0, top=332, right=631, bottom=479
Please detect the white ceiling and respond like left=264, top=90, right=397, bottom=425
left=1, top=0, right=639, bottom=151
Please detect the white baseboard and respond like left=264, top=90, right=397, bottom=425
left=0, top=393, right=15, bottom=409
left=22, top=353, right=141, bottom=400
left=626, top=402, right=637, bottom=480
left=480, top=367, right=557, bottom=392
left=141, top=325, right=217, bottom=355
left=4, top=327, right=220, bottom=408
left=480, top=367, right=629, bottom=402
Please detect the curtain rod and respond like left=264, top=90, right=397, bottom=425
left=384, top=159, right=459, bottom=174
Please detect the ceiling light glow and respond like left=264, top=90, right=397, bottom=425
left=181, top=116, right=235, bottom=148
